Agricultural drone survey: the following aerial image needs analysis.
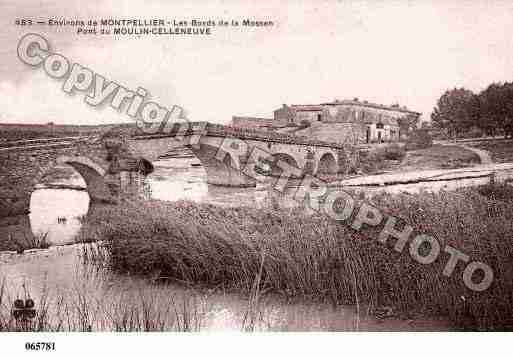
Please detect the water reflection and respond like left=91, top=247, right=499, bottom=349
left=146, top=158, right=209, bottom=202
left=0, top=244, right=450, bottom=331
left=146, top=158, right=276, bottom=207
left=28, top=158, right=301, bottom=246
left=29, top=189, right=89, bottom=245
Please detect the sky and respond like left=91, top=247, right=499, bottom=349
left=1, top=0, right=513, bottom=125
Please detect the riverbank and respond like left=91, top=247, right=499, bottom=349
left=76, top=184, right=513, bottom=330
left=0, top=243, right=450, bottom=331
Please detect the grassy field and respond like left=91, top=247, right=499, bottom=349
left=77, top=184, right=513, bottom=330
left=0, top=124, right=94, bottom=141
left=358, top=144, right=480, bottom=175
left=0, top=123, right=132, bottom=142
left=473, top=139, right=513, bottom=163
left=401, top=145, right=481, bottom=171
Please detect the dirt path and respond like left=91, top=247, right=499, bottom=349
left=457, top=144, right=494, bottom=164
left=332, top=162, right=513, bottom=196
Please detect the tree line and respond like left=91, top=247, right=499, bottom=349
left=431, top=82, right=513, bottom=138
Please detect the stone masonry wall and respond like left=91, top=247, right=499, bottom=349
left=0, top=136, right=138, bottom=219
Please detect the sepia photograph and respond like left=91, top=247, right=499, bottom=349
left=1, top=0, right=512, bottom=357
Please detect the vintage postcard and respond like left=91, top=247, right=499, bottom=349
left=1, top=0, right=512, bottom=357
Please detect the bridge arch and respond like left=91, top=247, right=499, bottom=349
left=137, top=158, right=154, bottom=175
left=36, top=155, right=114, bottom=203
left=56, top=155, right=106, bottom=177
left=188, top=143, right=255, bottom=187
left=268, top=153, right=302, bottom=178
left=315, top=152, right=338, bottom=175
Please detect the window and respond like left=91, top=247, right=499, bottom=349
left=376, top=122, right=384, bottom=129
left=317, top=113, right=322, bottom=121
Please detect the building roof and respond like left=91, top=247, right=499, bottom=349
left=279, top=100, right=421, bottom=116
left=288, top=105, right=324, bottom=112
left=320, top=99, right=421, bottom=115
left=232, top=116, right=273, bottom=122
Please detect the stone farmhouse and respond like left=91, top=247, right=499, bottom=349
left=231, top=99, right=421, bottom=145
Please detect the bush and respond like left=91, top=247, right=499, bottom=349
left=405, top=129, right=433, bottom=150
left=358, top=144, right=405, bottom=173
left=462, top=127, right=485, bottom=139
left=382, top=143, right=406, bottom=160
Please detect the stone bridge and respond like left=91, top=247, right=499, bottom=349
left=0, top=133, right=153, bottom=244
left=0, top=121, right=356, bottom=244
left=128, top=122, right=357, bottom=187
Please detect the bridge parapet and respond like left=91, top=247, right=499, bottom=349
left=0, top=135, right=151, bottom=219
left=129, top=121, right=363, bottom=187
left=132, top=121, right=358, bottom=150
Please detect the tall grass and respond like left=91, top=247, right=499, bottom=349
left=78, top=185, right=513, bottom=330
left=0, top=277, right=206, bottom=332
left=13, top=232, right=50, bottom=253
left=241, top=251, right=266, bottom=331
left=0, top=232, right=50, bottom=253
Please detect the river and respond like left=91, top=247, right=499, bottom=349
left=29, top=157, right=299, bottom=244
left=0, top=158, right=451, bottom=331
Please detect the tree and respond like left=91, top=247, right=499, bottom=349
left=431, top=88, right=480, bottom=138
left=476, top=82, right=513, bottom=138
left=501, top=82, right=513, bottom=138
left=478, top=83, right=506, bottom=137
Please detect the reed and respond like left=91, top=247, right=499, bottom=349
left=0, top=278, right=206, bottom=332
left=77, top=184, right=513, bottom=330
left=14, top=232, right=50, bottom=254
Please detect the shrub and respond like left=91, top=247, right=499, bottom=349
left=405, top=129, right=433, bottom=150
left=463, top=127, right=485, bottom=139
left=358, top=149, right=387, bottom=173
left=358, top=144, right=405, bottom=173
left=382, top=143, right=406, bottom=160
